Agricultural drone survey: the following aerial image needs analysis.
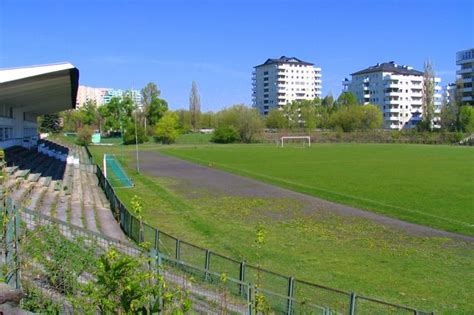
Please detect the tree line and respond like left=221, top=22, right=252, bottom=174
left=39, top=78, right=473, bottom=146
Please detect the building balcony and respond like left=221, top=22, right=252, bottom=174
left=463, top=96, right=473, bottom=102
left=411, top=100, right=422, bottom=105
left=457, top=68, right=473, bottom=75
left=463, top=87, right=473, bottom=92
left=385, top=99, right=400, bottom=105
left=388, top=116, right=400, bottom=121
left=460, top=78, right=472, bottom=84
left=385, top=91, right=401, bottom=96
left=384, top=107, right=400, bottom=113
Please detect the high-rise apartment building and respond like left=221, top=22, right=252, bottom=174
left=252, top=56, right=322, bottom=115
left=456, top=48, right=473, bottom=106
left=76, top=86, right=109, bottom=107
left=343, top=61, right=442, bottom=130
left=76, top=86, right=143, bottom=109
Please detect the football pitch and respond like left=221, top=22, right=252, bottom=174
left=89, top=142, right=474, bottom=313
left=160, top=143, right=474, bottom=236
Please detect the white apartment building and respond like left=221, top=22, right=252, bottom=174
left=252, top=56, right=322, bottom=115
left=76, top=86, right=143, bottom=109
left=456, top=48, right=473, bottom=106
left=343, top=61, right=442, bottom=130
left=76, top=86, right=109, bottom=107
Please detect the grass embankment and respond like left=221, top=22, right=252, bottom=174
left=88, top=143, right=474, bottom=313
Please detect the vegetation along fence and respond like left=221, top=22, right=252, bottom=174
left=86, top=146, right=435, bottom=315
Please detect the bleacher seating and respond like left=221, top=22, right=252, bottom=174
left=2, top=140, right=126, bottom=242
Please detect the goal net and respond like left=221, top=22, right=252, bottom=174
left=279, top=136, right=311, bottom=148
left=103, top=154, right=133, bottom=188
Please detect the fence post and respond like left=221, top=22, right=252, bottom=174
left=154, top=229, right=160, bottom=252
left=249, top=284, right=255, bottom=315
left=239, top=261, right=246, bottom=296
left=175, top=239, right=181, bottom=261
left=204, top=250, right=210, bottom=281
left=287, top=277, right=295, bottom=315
left=13, top=203, right=21, bottom=290
left=129, top=215, right=133, bottom=239
left=349, top=292, right=357, bottom=315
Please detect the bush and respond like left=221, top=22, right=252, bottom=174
left=154, top=111, right=181, bottom=144
left=211, top=126, right=239, bottom=143
left=76, top=126, right=93, bottom=146
left=123, top=123, right=147, bottom=145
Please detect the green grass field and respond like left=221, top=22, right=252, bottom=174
left=160, top=144, right=474, bottom=236
left=88, top=143, right=474, bottom=313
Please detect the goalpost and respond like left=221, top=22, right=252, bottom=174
left=279, top=136, right=311, bottom=148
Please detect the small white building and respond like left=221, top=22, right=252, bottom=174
left=343, top=61, right=442, bottom=130
left=252, top=56, right=322, bottom=115
left=0, top=63, right=79, bottom=149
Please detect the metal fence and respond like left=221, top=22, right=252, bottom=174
left=86, top=146, right=435, bottom=315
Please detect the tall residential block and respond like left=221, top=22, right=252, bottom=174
left=252, top=56, right=322, bottom=115
left=456, top=48, right=473, bottom=106
left=343, top=61, right=442, bottom=130
left=76, top=86, right=143, bottom=108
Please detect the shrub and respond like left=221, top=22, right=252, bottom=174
left=123, top=123, right=147, bottom=145
left=154, top=111, right=180, bottom=144
left=76, top=126, right=93, bottom=146
left=211, top=126, right=239, bottom=143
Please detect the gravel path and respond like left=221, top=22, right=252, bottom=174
left=137, top=151, right=474, bottom=243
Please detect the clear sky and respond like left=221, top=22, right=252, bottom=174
left=1, top=0, right=473, bottom=111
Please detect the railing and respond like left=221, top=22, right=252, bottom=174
left=85, top=145, right=435, bottom=315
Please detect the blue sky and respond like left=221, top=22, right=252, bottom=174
left=1, top=0, right=473, bottom=111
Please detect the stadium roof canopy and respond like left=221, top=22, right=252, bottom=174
left=0, top=62, right=79, bottom=115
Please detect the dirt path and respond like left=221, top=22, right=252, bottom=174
left=136, top=151, right=474, bottom=243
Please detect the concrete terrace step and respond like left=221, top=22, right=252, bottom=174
left=14, top=169, right=30, bottom=179
left=28, top=173, right=41, bottom=182
left=5, top=166, right=18, bottom=175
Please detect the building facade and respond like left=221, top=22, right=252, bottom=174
left=252, top=56, right=322, bottom=115
left=76, top=86, right=109, bottom=107
left=456, top=48, right=473, bottom=106
left=343, top=61, right=442, bottom=130
left=76, top=86, right=143, bottom=109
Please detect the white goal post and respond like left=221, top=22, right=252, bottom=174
left=279, top=136, right=311, bottom=147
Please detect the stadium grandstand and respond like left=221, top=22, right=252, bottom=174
left=0, top=63, right=126, bottom=240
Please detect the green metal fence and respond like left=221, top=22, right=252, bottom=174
left=86, top=146, right=435, bottom=315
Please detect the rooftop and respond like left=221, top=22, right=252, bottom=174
left=255, top=56, right=314, bottom=68
left=351, top=61, right=423, bottom=76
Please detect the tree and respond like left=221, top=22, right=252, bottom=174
left=189, top=81, right=201, bottom=131
left=336, top=92, right=358, bottom=107
left=322, top=94, right=335, bottom=108
left=146, top=98, right=168, bottom=126
left=330, top=104, right=382, bottom=132
left=359, top=104, right=383, bottom=130
left=76, top=125, right=93, bottom=146
left=123, top=123, right=147, bottom=145
left=141, top=82, right=161, bottom=109
left=211, top=126, right=239, bottom=143
left=421, top=59, right=436, bottom=131
left=38, top=114, right=61, bottom=133
left=265, top=108, right=288, bottom=129
left=99, top=96, right=135, bottom=134
left=217, top=105, right=263, bottom=143
left=458, top=106, right=474, bottom=133
left=440, top=103, right=458, bottom=131
left=154, top=111, right=181, bottom=144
